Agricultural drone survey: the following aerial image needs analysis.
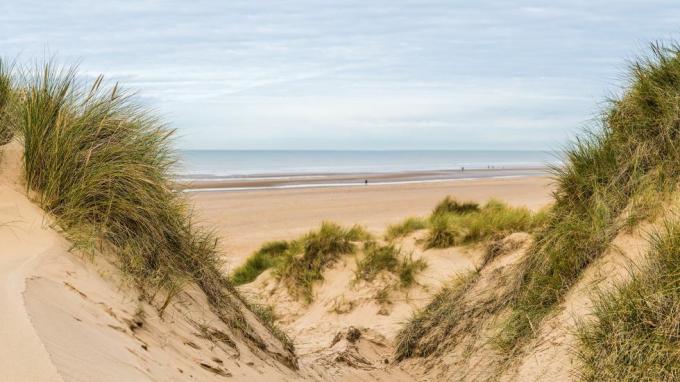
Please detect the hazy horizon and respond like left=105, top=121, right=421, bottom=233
left=3, top=1, right=680, bottom=150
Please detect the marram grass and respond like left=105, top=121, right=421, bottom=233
left=497, top=43, right=680, bottom=354
left=397, top=42, right=680, bottom=362
left=5, top=62, right=293, bottom=357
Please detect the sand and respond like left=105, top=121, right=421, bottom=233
left=190, top=175, right=554, bottom=269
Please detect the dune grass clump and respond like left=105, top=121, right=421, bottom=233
left=276, top=222, right=370, bottom=302
left=384, top=217, right=428, bottom=241
left=231, top=241, right=290, bottom=285
left=495, top=43, right=680, bottom=353
left=577, top=221, right=680, bottom=381
left=354, top=241, right=427, bottom=287
left=425, top=198, right=546, bottom=249
left=18, top=65, right=207, bottom=300
left=6, top=63, right=296, bottom=359
left=432, top=196, right=479, bottom=216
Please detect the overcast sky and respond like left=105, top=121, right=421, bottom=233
left=2, top=1, right=680, bottom=150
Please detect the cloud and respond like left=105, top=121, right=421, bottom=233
left=1, top=0, right=680, bottom=149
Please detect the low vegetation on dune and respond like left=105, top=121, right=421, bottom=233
left=0, top=62, right=294, bottom=357
left=384, top=217, right=428, bottom=241
left=425, top=199, right=546, bottom=249
left=432, top=196, right=480, bottom=215
left=232, top=222, right=371, bottom=302
left=231, top=241, right=290, bottom=285
left=577, top=220, right=680, bottom=381
left=354, top=241, right=427, bottom=288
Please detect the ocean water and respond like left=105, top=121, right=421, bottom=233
left=176, top=150, right=560, bottom=180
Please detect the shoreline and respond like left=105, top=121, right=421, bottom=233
left=178, top=166, right=550, bottom=192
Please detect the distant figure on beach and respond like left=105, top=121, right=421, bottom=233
left=461, top=166, right=465, bottom=172
left=365, top=179, right=368, bottom=185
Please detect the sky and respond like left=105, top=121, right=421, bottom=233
left=2, top=1, right=680, bottom=150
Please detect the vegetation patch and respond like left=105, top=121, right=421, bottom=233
left=231, top=241, right=290, bottom=285
left=432, top=196, right=480, bottom=216
left=384, top=217, right=427, bottom=241
left=2, top=62, right=294, bottom=361
left=277, top=222, right=370, bottom=302
left=496, top=44, right=680, bottom=354
left=354, top=241, right=427, bottom=287
left=577, top=221, right=680, bottom=381
left=425, top=199, right=546, bottom=249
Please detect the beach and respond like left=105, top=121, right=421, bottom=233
left=190, top=174, right=555, bottom=269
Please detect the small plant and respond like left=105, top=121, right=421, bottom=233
left=398, top=254, right=427, bottom=288
left=425, top=199, right=544, bottom=249
left=277, top=222, right=369, bottom=302
left=355, top=242, right=401, bottom=281
left=432, top=196, right=480, bottom=216
left=231, top=240, right=290, bottom=285
left=385, top=217, right=428, bottom=241
left=354, top=241, right=427, bottom=288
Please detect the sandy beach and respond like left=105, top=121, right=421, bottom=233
left=190, top=175, right=555, bottom=269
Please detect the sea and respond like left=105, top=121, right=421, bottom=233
left=176, top=150, right=560, bottom=182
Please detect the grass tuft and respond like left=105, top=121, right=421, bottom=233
left=425, top=199, right=545, bottom=249
left=0, top=59, right=14, bottom=144
left=384, top=217, right=427, bottom=241
left=277, top=222, right=369, bottom=302
left=5, top=62, right=295, bottom=360
left=231, top=241, right=289, bottom=285
left=432, top=196, right=479, bottom=216
left=354, top=241, right=427, bottom=287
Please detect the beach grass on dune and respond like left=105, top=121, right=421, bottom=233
left=577, top=220, right=680, bottom=381
left=397, top=42, right=680, bottom=360
left=425, top=198, right=546, bottom=249
left=231, top=240, right=290, bottom=285
left=277, top=222, right=370, bottom=302
left=6, top=62, right=294, bottom=355
left=495, top=43, right=680, bottom=355
left=354, top=241, right=427, bottom=287
left=233, top=221, right=371, bottom=302
left=384, top=217, right=428, bottom=241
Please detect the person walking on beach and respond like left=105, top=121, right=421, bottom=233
left=364, top=179, right=368, bottom=186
